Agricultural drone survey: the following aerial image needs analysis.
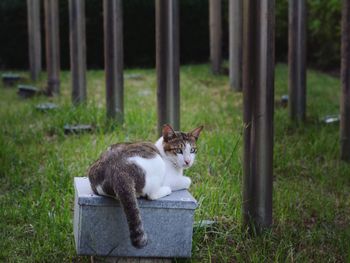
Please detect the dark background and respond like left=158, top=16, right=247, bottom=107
left=0, top=0, right=342, bottom=70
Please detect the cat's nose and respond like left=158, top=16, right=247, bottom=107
left=184, top=160, right=190, bottom=165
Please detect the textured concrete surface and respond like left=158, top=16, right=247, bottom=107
left=74, top=177, right=197, bottom=258
left=92, top=256, right=172, bottom=263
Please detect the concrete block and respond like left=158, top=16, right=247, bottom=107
left=17, top=85, right=39, bottom=98
left=74, top=177, right=197, bottom=258
left=2, top=73, right=21, bottom=87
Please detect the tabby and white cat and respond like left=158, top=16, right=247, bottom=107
left=88, top=124, right=203, bottom=248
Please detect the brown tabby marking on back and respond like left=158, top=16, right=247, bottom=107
left=108, top=142, right=160, bottom=158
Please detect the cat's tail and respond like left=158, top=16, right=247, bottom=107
left=113, top=173, right=148, bottom=248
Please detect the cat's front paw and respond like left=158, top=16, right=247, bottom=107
left=148, top=186, right=172, bottom=200
left=182, top=176, right=191, bottom=189
left=168, top=176, right=192, bottom=191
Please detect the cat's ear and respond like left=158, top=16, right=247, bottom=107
left=162, top=124, right=176, bottom=142
left=189, top=126, right=203, bottom=141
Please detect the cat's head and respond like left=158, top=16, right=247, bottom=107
left=161, top=124, right=203, bottom=169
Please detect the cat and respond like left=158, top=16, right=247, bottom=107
left=87, top=124, right=203, bottom=248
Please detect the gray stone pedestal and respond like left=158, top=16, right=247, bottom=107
left=74, top=177, right=197, bottom=259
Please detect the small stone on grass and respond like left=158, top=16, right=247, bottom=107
left=36, top=103, right=58, bottom=111
left=17, top=85, right=39, bottom=98
left=2, top=73, right=22, bottom=87
left=64, top=124, right=93, bottom=135
left=321, top=115, right=340, bottom=124
left=194, top=220, right=217, bottom=230
left=281, top=94, right=288, bottom=107
left=124, top=73, right=145, bottom=80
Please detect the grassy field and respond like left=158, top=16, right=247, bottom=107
left=0, top=64, right=349, bottom=262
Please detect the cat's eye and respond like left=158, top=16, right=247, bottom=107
left=175, top=148, right=183, bottom=154
left=190, top=148, right=196, bottom=153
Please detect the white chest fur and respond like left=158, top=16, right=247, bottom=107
left=126, top=138, right=193, bottom=200
left=155, top=137, right=192, bottom=191
left=128, top=155, right=166, bottom=197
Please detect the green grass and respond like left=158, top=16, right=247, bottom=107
left=0, top=64, right=349, bottom=262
